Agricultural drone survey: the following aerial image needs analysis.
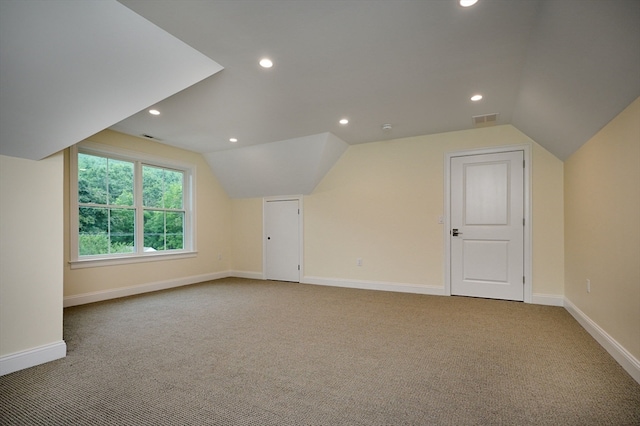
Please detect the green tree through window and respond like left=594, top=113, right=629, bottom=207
left=78, top=154, right=134, bottom=255
left=76, top=151, right=188, bottom=258
left=142, top=165, right=184, bottom=251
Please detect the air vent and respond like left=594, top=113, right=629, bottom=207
left=141, top=133, right=162, bottom=141
left=472, top=113, right=499, bottom=127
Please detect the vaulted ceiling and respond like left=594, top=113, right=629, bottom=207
left=1, top=1, right=639, bottom=197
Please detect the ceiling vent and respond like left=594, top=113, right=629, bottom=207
left=141, top=133, right=162, bottom=141
left=472, top=113, right=499, bottom=127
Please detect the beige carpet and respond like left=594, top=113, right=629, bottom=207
left=1, top=278, right=639, bottom=425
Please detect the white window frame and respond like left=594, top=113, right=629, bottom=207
left=70, top=141, right=197, bottom=269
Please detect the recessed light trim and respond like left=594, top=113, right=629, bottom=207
left=470, top=94, right=483, bottom=102
left=229, top=138, right=238, bottom=143
left=259, top=58, right=273, bottom=68
left=149, top=109, right=160, bottom=115
left=339, top=118, right=349, bottom=125
left=459, top=0, right=478, bottom=7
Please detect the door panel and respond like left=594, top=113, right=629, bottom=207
left=265, top=199, right=300, bottom=282
left=463, top=239, right=509, bottom=283
left=464, top=162, right=508, bottom=225
left=451, top=151, right=524, bottom=301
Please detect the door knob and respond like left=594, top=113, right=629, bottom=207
left=452, top=228, right=463, bottom=236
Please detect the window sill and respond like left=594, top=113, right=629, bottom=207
left=69, top=251, right=197, bottom=269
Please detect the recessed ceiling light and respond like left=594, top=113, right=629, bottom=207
left=339, top=118, right=349, bottom=125
left=259, top=58, right=273, bottom=68
left=470, top=94, right=483, bottom=102
left=149, top=109, right=160, bottom=115
left=382, top=124, right=392, bottom=131
left=459, top=0, right=478, bottom=7
left=229, top=138, right=238, bottom=143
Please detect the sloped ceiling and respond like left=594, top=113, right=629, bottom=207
left=1, top=1, right=639, bottom=198
left=0, top=0, right=222, bottom=160
left=511, top=0, right=640, bottom=160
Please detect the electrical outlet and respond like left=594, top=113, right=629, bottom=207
left=586, top=279, right=591, bottom=293
left=357, top=258, right=363, bottom=267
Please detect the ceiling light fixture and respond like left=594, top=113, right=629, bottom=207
left=470, top=94, right=483, bottom=102
left=149, top=109, right=160, bottom=115
left=459, top=0, right=478, bottom=7
left=382, top=124, right=392, bottom=131
left=229, top=138, right=238, bottom=143
left=339, top=118, right=349, bottom=125
left=259, top=58, right=273, bottom=68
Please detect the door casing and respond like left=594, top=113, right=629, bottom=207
left=444, top=144, right=532, bottom=303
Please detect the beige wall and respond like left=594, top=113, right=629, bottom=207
left=1, top=153, right=64, bottom=357
left=564, top=97, right=640, bottom=360
left=232, top=125, right=565, bottom=297
left=63, top=130, right=232, bottom=298
left=231, top=197, right=263, bottom=275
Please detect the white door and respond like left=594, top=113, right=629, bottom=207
left=450, top=151, right=524, bottom=301
left=265, top=199, right=300, bottom=282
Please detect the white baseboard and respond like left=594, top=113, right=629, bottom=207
left=564, top=298, right=640, bottom=385
left=0, top=341, right=67, bottom=376
left=532, top=293, right=564, bottom=306
left=302, top=276, right=446, bottom=296
left=63, top=271, right=230, bottom=307
left=230, top=270, right=264, bottom=280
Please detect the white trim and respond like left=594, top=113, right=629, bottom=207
left=262, top=195, right=304, bottom=282
left=230, top=270, right=264, bottom=280
left=564, top=298, right=640, bottom=385
left=63, top=271, right=228, bottom=307
left=77, top=140, right=196, bottom=170
left=531, top=293, right=564, bottom=307
left=444, top=144, right=532, bottom=302
left=0, top=341, right=67, bottom=376
left=302, top=276, right=446, bottom=296
left=69, top=251, right=197, bottom=269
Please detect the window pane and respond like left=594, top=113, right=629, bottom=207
left=78, top=154, right=107, bottom=204
left=144, top=210, right=164, bottom=251
left=79, top=206, right=108, bottom=255
left=164, top=170, right=184, bottom=209
left=107, top=159, right=134, bottom=206
left=143, top=210, right=185, bottom=251
left=110, top=208, right=135, bottom=253
left=143, top=166, right=164, bottom=208
left=143, top=166, right=184, bottom=209
left=79, top=207, right=135, bottom=255
left=166, top=212, right=184, bottom=250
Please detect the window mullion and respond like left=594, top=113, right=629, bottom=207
left=135, top=161, right=144, bottom=254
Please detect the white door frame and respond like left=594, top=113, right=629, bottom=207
left=444, top=144, right=532, bottom=303
left=262, top=195, right=304, bottom=281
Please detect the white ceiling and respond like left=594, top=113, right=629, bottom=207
left=112, top=0, right=640, bottom=161
left=1, top=1, right=638, bottom=197
left=204, top=132, right=348, bottom=198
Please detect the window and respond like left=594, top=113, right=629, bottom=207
left=70, top=142, right=195, bottom=268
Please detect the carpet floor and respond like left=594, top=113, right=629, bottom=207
left=1, top=278, right=639, bottom=425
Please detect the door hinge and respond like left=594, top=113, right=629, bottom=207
left=523, top=160, right=525, bottom=168
left=523, top=218, right=525, bottom=226
left=298, top=209, right=300, bottom=214
left=523, top=276, right=525, bottom=284
left=298, top=265, right=300, bottom=271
